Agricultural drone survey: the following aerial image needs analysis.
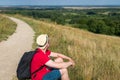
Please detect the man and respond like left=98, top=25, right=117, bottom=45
left=31, top=34, right=75, bottom=80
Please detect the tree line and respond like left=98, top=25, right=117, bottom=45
left=1, top=8, right=120, bottom=36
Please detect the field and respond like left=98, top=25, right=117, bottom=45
left=13, top=15, right=120, bottom=80
left=0, top=14, right=16, bottom=42
left=3, top=8, right=120, bottom=36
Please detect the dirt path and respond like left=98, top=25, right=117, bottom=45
left=0, top=17, right=34, bottom=80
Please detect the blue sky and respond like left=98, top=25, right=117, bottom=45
left=0, top=0, right=120, bottom=6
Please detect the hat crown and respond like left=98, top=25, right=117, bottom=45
left=36, top=34, right=48, bottom=49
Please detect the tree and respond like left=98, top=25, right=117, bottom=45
left=87, top=19, right=98, bottom=33
left=56, top=16, right=65, bottom=25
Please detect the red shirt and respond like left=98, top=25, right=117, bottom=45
left=31, top=48, right=51, bottom=80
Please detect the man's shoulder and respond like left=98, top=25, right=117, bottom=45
left=46, top=50, right=51, bottom=55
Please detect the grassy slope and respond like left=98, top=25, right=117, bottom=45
left=0, top=14, right=17, bottom=42
left=14, top=15, right=120, bottom=80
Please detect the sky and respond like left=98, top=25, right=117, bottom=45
left=0, top=0, right=120, bottom=6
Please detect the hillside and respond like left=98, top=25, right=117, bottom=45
left=0, top=14, right=16, bottom=42
left=14, top=15, right=120, bottom=80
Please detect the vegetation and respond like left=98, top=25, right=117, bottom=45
left=0, top=14, right=16, bottom=42
left=2, top=8, right=120, bottom=36
left=13, top=15, right=120, bottom=80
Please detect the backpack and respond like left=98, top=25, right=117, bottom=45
left=17, top=49, right=44, bottom=80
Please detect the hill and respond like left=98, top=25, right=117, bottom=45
left=0, top=14, right=16, bottom=42
left=13, top=15, right=120, bottom=80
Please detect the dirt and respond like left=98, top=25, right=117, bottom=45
left=0, top=17, right=34, bottom=80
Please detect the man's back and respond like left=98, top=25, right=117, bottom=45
left=31, top=48, right=51, bottom=80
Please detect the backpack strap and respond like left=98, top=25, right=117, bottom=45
left=31, top=65, right=45, bottom=75
left=31, top=49, right=45, bottom=75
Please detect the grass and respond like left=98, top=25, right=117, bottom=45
left=13, top=15, right=120, bottom=80
left=0, top=14, right=17, bottom=42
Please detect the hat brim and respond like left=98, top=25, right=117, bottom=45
left=39, top=44, right=47, bottom=49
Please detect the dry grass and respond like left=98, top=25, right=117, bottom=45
left=14, top=15, right=120, bottom=80
left=0, top=14, right=17, bottom=42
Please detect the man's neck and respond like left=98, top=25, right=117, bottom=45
left=38, top=47, right=46, bottom=54
left=41, top=49, right=46, bottom=53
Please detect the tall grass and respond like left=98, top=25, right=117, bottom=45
left=0, top=14, right=17, bottom=42
left=14, top=15, right=120, bottom=80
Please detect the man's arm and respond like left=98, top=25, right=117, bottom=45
left=45, top=60, right=72, bottom=69
left=50, top=52, right=71, bottom=60
left=50, top=52, right=75, bottom=66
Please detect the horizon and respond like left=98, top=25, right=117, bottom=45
left=0, top=5, right=120, bottom=7
left=0, top=0, right=120, bottom=6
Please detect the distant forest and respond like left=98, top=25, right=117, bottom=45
left=1, top=8, right=120, bottom=36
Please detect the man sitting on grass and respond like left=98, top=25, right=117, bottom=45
left=31, top=34, right=75, bottom=80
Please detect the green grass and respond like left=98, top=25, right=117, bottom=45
left=13, top=15, right=120, bottom=80
left=0, top=14, right=17, bottom=42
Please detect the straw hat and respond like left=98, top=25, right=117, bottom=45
left=36, top=34, right=48, bottom=49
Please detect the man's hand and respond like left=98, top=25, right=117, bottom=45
left=68, top=58, right=75, bottom=67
